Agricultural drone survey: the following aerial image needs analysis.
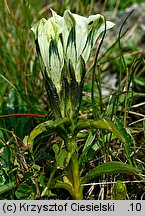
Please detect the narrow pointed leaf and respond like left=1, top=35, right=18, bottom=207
left=82, top=161, right=141, bottom=184
left=56, top=149, right=68, bottom=168
left=75, top=118, right=126, bottom=143
left=114, top=116, right=131, bottom=144
left=114, top=117, right=133, bottom=165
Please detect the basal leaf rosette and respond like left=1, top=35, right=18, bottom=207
left=31, top=10, right=115, bottom=119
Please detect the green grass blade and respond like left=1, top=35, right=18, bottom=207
left=0, top=75, right=18, bottom=92
left=82, top=130, right=96, bottom=152
left=91, top=18, right=107, bottom=120
left=143, top=120, right=145, bottom=138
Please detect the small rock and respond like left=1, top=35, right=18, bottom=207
left=105, top=3, right=145, bottom=50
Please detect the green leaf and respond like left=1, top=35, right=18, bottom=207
left=1, top=146, right=11, bottom=168
left=79, top=131, right=97, bottom=169
left=56, top=149, right=68, bottom=168
left=27, top=117, right=70, bottom=146
left=53, top=144, right=59, bottom=156
left=114, top=117, right=131, bottom=144
left=134, top=77, right=145, bottom=87
left=0, top=181, right=17, bottom=195
left=82, top=130, right=96, bottom=152
left=15, top=183, right=36, bottom=200
left=82, top=161, right=140, bottom=184
left=52, top=181, right=76, bottom=199
left=114, top=117, right=133, bottom=165
left=0, top=130, right=5, bottom=142
left=111, top=180, right=127, bottom=200
left=75, top=118, right=126, bottom=143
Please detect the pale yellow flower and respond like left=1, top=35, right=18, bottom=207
left=31, top=10, right=114, bottom=118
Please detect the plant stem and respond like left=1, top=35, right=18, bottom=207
left=67, top=137, right=83, bottom=200
left=70, top=153, right=83, bottom=199
left=41, top=165, right=57, bottom=197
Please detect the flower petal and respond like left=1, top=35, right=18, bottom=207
left=31, top=18, right=47, bottom=40
left=32, top=16, right=64, bottom=93
left=64, top=10, right=77, bottom=70
left=81, top=14, right=115, bottom=63
left=49, top=38, right=63, bottom=93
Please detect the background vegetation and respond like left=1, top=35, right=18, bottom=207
left=0, top=0, right=145, bottom=199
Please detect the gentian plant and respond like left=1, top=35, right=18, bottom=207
left=28, top=9, right=140, bottom=199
